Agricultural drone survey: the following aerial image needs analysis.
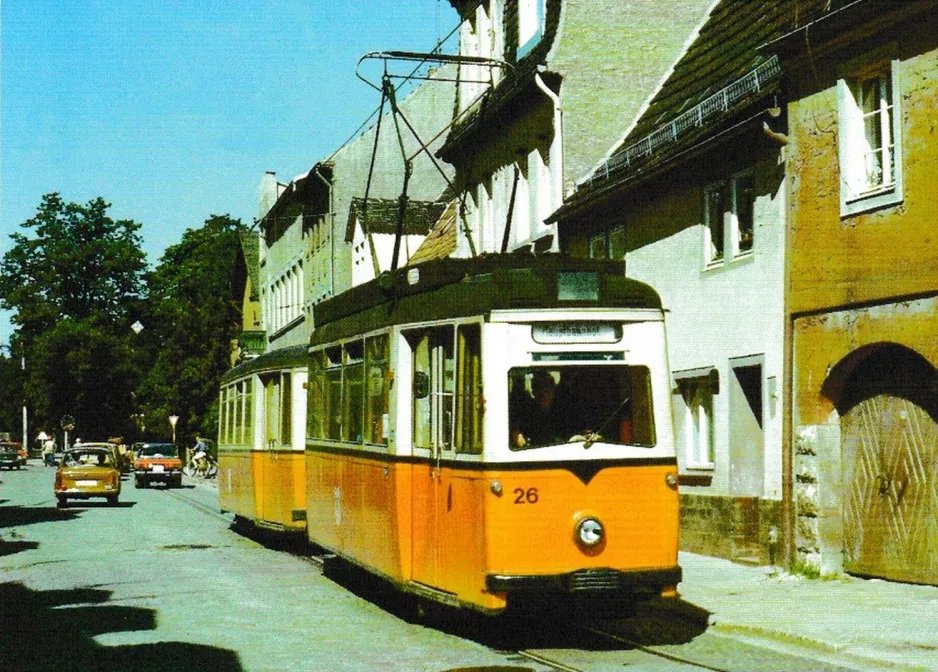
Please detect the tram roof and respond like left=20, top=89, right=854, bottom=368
left=311, top=255, right=661, bottom=346
left=220, top=344, right=307, bottom=385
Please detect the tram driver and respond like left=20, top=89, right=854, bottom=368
left=510, top=370, right=564, bottom=448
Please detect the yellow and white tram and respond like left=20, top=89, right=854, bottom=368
left=218, top=345, right=308, bottom=533
left=304, top=256, right=680, bottom=614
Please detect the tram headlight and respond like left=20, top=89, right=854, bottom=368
left=665, top=472, right=679, bottom=490
left=490, top=480, right=503, bottom=496
left=575, top=517, right=604, bottom=548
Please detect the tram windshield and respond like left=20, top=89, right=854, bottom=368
left=508, top=365, right=656, bottom=450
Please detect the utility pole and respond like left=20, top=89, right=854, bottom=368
left=21, top=356, right=27, bottom=453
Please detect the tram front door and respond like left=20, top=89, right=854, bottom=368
left=409, top=328, right=455, bottom=591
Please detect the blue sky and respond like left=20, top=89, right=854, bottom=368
left=0, top=0, right=458, bottom=344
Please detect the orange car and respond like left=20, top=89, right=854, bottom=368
left=54, top=447, right=121, bottom=507
left=133, top=443, right=182, bottom=488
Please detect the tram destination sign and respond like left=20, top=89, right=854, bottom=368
left=532, top=322, right=622, bottom=344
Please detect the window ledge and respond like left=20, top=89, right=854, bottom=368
left=685, top=463, right=714, bottom=471
left=703, top=252, right=755, bottom=274
left=678, top=472, right=713, bottom=487
left=841, top=186, right=903, bottom=217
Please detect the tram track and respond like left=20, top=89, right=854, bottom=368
left=515, top=625, right=733, bottom=671
left=167, top=481, right=732, bottom=671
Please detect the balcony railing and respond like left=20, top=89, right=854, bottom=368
left=238, top=330, right=267, bottom=357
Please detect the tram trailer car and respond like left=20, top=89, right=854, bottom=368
left=218, top=345, right=308, bottom=534
left=304, top=256, right=681, bottom=615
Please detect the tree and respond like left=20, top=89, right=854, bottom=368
left=0, top=194, right=148, bottom=439
left=137, top=215, right=246, bottom=445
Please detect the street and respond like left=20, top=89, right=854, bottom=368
left=0, top=463, right=880, bottom=671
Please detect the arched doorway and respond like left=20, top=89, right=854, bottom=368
left=823, top=343, right=938, bottom=585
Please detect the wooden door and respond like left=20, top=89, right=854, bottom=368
left=841, top=394, right=938, bottom=585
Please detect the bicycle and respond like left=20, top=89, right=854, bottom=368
left=183, top=452, right=218, bottom=478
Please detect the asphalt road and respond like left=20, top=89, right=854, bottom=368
left=1, top=462, right=862, bottom=672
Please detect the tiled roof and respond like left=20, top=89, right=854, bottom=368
left=553, top=0, right=852, bottom=220
left=345, top=197, right=449, bottom=242
left=408, top=200, right=459, bottom=265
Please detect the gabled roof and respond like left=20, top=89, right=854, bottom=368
left=552, top=0, right=851, bottom=222
left=408, top=200, right=459, bottom=265
left=345, top=198, right=448, bottom=242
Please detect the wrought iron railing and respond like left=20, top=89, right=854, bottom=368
left=591, top=55, right=782, bottom=184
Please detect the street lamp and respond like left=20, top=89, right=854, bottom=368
left=169, top=414, right=179, bottom=445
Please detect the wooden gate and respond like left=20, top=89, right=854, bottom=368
left=841, top=394, right=938, bottom=585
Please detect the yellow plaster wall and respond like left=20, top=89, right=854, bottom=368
left=787, top=40, right=938, bottom=315
left=792, top=297, right=938, bottom=427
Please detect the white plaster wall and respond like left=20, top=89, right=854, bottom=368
left=625, top=162, right=786, bottom=501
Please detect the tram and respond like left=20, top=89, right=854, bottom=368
left=304, top=255, right=681, bottom=614
left=218, top=345, right=308, bottom=533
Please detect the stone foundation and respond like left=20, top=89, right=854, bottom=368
left=679, top=493, right=782, bottom=565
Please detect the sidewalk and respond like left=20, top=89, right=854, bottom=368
left=674, top=551, right=938, bottom=671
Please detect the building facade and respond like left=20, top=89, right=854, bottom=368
left=552, top=0, right=803, bottom=565
left=438, top=0, right=714, bottom=257
left=775, top=0, right=938, bottom=582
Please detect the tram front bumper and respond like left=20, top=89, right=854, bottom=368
left=486, top=565, right=681, bottom=597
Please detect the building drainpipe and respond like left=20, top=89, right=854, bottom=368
left=535, top=70, right=562, bottom=251
left=313, top=164, right=335, bottom=298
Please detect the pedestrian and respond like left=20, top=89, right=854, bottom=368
left=42, top=438, right=55, bottom=467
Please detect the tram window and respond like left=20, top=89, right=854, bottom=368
left=408, top=327, right=455, bottom=451
left=226, top=385, right=236, bottom=444
left=325, top=360, right=342, bottom=441
left=244, top=378, right=253, bottom=440
left=508, top=365, right=656, bottom=449
left=343, top=342, right=364, bottom=443
left=365, top=335, right=389, bottom=445
left=455, top=324, right=483, bottom=454
left=281, top=372, right=292, bottom=447
left=307, top=351, right=326, bottom=440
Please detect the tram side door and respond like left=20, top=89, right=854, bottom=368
left=409, top=328, right=455, bottom=590
left=259, top=372, right=285, bottom=524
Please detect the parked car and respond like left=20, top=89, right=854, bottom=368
left=133, top=443, right=182, bottom=488
left=0, top=443, right=22, bottom=470
left=54, top=447, right=121, bottom=507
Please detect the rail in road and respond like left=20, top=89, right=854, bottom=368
left=164, top=480, right=863, bottom=672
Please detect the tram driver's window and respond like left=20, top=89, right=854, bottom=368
left=508, top=365, right=656, bottom=449
left=407, top=327, right=455, bottom=451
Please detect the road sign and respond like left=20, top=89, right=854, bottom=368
left=60, top=415, right=75, bottom=431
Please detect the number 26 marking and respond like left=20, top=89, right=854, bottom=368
left=513, top=487, right=539, bottom=504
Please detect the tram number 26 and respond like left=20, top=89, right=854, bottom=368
left=513, top=487, right=539, bottom=504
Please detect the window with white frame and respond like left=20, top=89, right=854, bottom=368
left=517, top=0, right=545, bottom=58
left=677, top=374, right=715, bottom=469
left=838, top=55, right=902, bottom=215
left=704, top=170, right=755, bottom=267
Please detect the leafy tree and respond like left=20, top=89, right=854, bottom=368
left=136, top=215, right=245, bottom=446
left=0, top=194, right=147, bottom=440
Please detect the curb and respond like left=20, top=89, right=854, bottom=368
left=707, top=623, right=932, bottom=672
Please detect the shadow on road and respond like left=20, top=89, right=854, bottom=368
left=321, top=558, right=711, bottom=653
left=0, top=582, right=244, bottom=672
left=0, top=504, right=80, bottom=528
left=60, top=501, right=137, bottom=509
